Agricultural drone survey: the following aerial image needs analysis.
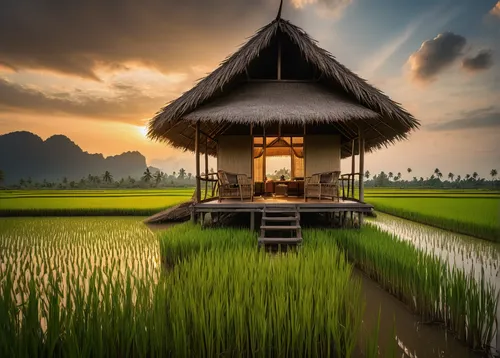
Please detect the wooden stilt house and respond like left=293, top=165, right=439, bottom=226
left=147, top=2, right=419, bottom=242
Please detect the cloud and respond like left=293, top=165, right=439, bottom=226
left=427, top=106, right=500, bottom=131
left=0, top=77, right=179, bottom=123
left=0, top=0, right=280, bottom=80
left=490, top=1, right=500, bottom=17
left=291, top=0, right=352, bottom=17
left=407, top=32, right=466, bottom=82
left=358, top=2, right=462, bottom=80
left=462, top=49, right=494, bottom=72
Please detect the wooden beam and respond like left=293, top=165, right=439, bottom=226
left=195, top=121, right=201, bottom=203
left=189, top=124, right=217, bottom=142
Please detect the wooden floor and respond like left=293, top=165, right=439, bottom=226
left=196, top=195, right=373, bottom=213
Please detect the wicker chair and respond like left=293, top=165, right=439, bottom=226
left=304, top=171, right=341, bottom=202
left=217, top=170, right=253, bottom=202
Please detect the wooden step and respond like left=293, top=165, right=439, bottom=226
left=258, top=237, right=302, bottom=244
left=260, top=225, right=301, bottom=230
left=263, top=209, right=297, bottom=214
left=262, top=216, right=297, bottom=221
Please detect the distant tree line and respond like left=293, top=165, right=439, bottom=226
left=363, top=168, right=498, bottom=189
left=0, top=167, right=498, bottom=190
left=0, top=168, right=217, bottom=189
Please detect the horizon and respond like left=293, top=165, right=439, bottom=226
left=1, top=0, right=499, bottom=178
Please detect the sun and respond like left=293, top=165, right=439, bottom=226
left=137, top=125, right=148, bottom=138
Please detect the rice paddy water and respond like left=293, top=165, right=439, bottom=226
left=367, top=212, right=500, bottom=353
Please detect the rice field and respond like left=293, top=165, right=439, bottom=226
left=0, top=218, right=373, bottom=357
left=324, top=227, right=499, bottom=352
left=1, top=217, right=497, bottom=357
left=0, top=189, right=194, bottom=216
left=367, top=196, right=500, bottom=242
left=368, top=212, right=500, bottom=288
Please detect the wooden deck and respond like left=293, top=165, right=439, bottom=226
left=195, top=196, right=373, bottom=213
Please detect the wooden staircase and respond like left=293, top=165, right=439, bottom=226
left=258, top=205, right=302, bottom=247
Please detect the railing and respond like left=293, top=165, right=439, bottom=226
left=197, top=172, right=219, bottom=201
left=340, top=173, right=362, bottom=201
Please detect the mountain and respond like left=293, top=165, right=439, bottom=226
left=0, top=131, right=156, bottom=184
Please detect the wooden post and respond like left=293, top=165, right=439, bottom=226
left=358, top=129, right=365, bottom=226
left=195, top=121, right=201, bottom=203
left=351, top=139, right=356, bottom=199
left=263, top=127, right=267, bottom=182
left=250, top=212, right=255, bottom=231
left=303, top=124, right=307, bottom=202
left=204, top=136, right=209, bottom=200
left=250, top=124, right=254, bottom=184
left=358, top=130, right=365, bottom=202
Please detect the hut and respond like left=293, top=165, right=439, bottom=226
left=147, top=1, right=419, bottom=243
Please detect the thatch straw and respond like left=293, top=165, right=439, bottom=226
left=147, top=18, right=419, bottom=158
left=184, top=82, right=380, bottom=123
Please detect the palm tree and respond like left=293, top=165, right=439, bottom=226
left=456, top=175, right=461, bottom=182
left=490, top=169, right=497, bottom=181
left=448, top=172, right=454, bottom=182
left=178, top=168, right=186, bottom=179
left=103, top=171, right=113, bottom=183
left=142, top=168, right=153, bottom=183
left=187, top=173, right=192, bottom=180
left=434, top=168, right=440, bottom=176
left=407, top=168, right=412, bottom=175
left=465, top=174, right=471, bottom=181
left=19, top=178, right=25, bottom=187
left=388, top=172, right=393, bottom=181
left=365, top=170, right=370, bottom=179
left=436, top=171, right=443, bottom=180
left=153, top=171, right=164, bottom=186
left=472, top=172, right=478, bottom=180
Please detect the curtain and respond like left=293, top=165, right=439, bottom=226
left=254, top=155, right=264, bottom=182
left=292, top=152, right=304, bottom=178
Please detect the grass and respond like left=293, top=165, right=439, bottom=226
left=367, top=197, right=500, bottom=242
left=0, top=218, right=370, bottom=357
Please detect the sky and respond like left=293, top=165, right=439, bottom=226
left=0, top=0, right=499, bottom=179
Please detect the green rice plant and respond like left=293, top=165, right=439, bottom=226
left=318, top=226, right=499, bottom=353
left=158, top=224, right=365, bottom=357
left=0, top=219, right=368, bottom=357
left=368, top=197, right=500, bottom=242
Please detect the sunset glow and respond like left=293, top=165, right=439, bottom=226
left=0, top=0, right=498, bottom=176
left=137, top=125, right=148, bottom=138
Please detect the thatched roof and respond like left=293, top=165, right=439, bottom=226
left=148, top=17, right=419, bottom=158
left=184, top=82, right=380, bottom=123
